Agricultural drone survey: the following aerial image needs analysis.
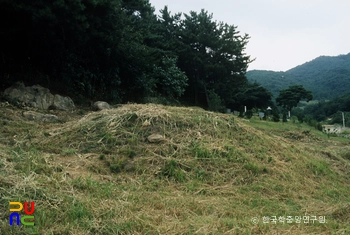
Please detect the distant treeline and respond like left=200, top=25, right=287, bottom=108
left=299, top=92, right=350, bottom=126
left=246, top=53, right=350, bottom=100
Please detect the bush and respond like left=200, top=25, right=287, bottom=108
left=246, top=110, right=253, bottom=119
left=208, top=90, right=225, bottom=112
left=282, top=113, right=288, bottom=122
left=272, top=112, right=280, bottom=122
left=297, top=113, right=304, bottom=123
left=306, top=118, right=323, bottom=131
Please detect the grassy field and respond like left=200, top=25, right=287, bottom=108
left=0, top=103, right=349, bottom=234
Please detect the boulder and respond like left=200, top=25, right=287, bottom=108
left=92, top=101, right=111, bottom=111
left=52, top=94, right=75, bottom=111
left=4, top=82, right=75, bottom=111
left=31, top=85, right=55, bottom=109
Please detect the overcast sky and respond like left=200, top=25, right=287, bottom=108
left=149, top=0, right=350, bottom=71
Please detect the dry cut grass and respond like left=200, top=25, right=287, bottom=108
left=0, top=103, right=350, bottom=234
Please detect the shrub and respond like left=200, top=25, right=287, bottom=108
left=272, top=112, right=280, bottom=122
left=208, top=90, right=225, bottom=112
left=297, top=113, right=304, bottom=123
left=246, top=110, right=253, bottom=119
left=282, top=113, right=287, bottom=122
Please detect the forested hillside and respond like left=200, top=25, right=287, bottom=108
left=245, top=70, right=289, bottom=98
left=247, top=53, right=350, bottom=100
left=0, top=0, right=275, bottom=111
left=303, top=91, right=350, bottom=123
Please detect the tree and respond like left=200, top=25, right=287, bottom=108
left=234, top=82, right=273, bottom=109
left=276, top=85, right=313, bottom=112
left=1, top=1, right=251, bottom=106
left=272, top=110, right=280, bottom=122
left=0, top=0, right=125, bottom=101
left=147, top=57, right=188, bottom=101
left=159, top=9, right=252, bottom=109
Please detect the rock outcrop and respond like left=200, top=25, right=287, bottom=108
left=52, top=94, right=75, bottom=111
left=4, top=82, right=75, bottom=111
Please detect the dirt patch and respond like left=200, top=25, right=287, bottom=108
left=282, top=130, right=321, bottom=142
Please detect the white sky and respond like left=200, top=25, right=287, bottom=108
left=149, top=0, right=350, bottom=71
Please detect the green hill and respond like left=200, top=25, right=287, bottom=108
left=303, top=91, right=350, bottom=122
left=247, top=53, right=350, bottom=100
left=1, top=103, right=350, bottom=234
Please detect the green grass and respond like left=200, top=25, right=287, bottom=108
left=1, top=104, right=350, bottom=234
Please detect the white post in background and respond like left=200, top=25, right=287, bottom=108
left=244, top=106, right=247, bottom=113
left=342, top=112, right=345, bottom=128
left=288, top=111, right=291, bottom=118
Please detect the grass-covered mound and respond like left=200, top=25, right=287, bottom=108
left=0, top=103, right=349, bottom=234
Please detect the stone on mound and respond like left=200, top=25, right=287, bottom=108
left=92, top=101, right=111, bottom=111
left=147, top=134, right=165, bottom=143
left=23, top=111, right=58, bottom=122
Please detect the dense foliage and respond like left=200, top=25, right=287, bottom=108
left=276, top=85, right=313, bottom=111
left=302, top=92, right=350, bottom=126
left=246, top=53, right=350, bottom=100
left=0, top=0, right=271, bottom=110
left=234, top=82, right=273, bottom=110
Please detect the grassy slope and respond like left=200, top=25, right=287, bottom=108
left=0, top=104, right=349, bottom=235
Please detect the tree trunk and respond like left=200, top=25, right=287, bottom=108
left=203, top=82, right=210, bottom=108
